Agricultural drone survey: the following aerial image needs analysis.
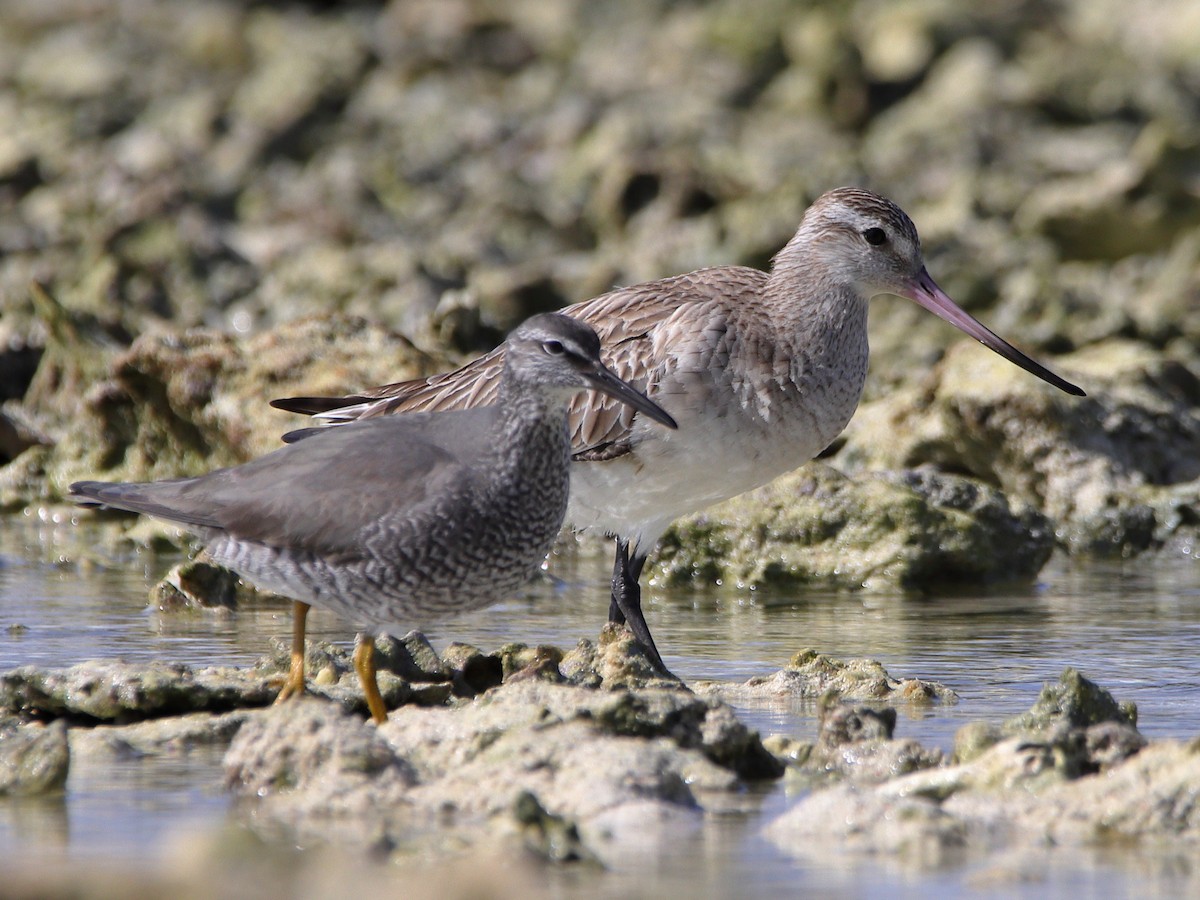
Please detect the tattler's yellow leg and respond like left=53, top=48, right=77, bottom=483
left=273, top=600, right=310, bottom=703
left=353, top=633, right=389, bottom=724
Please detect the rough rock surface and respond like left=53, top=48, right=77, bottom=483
left=841, top=341, right=1200, bottom=556
left=222, top=679, right=777, bottom=864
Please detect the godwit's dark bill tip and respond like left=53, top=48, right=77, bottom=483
left=906, top=269, right=1085, bottom=400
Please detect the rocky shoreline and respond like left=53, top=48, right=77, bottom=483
left=3, top=635, right=1196, bottom=878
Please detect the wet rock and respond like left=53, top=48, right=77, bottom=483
left=374, top=632, right=451, bottom=683
left=559, top=624, right=687, bottom=690
left=765, top=782, right=970, bottom=870
left=1084, top=720, right=1148, bottom=769
left=0, top=718, right=69, bottom=795
left=225, top=700, right=413, bottom=800
left=656, top=463, right=1054, bottom=592
left=0, top=323, right=44, bottom=405
left=893, top=735, right=1198, bottom=843
left=512, top=790, right=601, bottom=865
left=1007, top=666, right=1138, bottom=734
left=0, top=660, right=276, bottom=722
left=256, top=635, right=349, bottom=688
left=254, top=636, right=453, bottom=715
left=383, top=679, right=780, bottom=783
left=497, top=642, right=567, bottom=683
left=94, top=317, right=425, bottom=471
left=440, top=641, right=504, bottom=696
left=765, top=671, right=1189, bottom=875
left=817, top=697, right=897, bottom=745
left=69, top=710, right=251, bottom=761
left=764, top=695, right=945, bottom=787
left=17, top=313, right=439, bottom=513
left=700, top=649, right=957, bottom=705
left=0, top=404, right=52, bottom=468
left=953, top=667, right=1142, bottom=769
left=150, top=559, right=239, bottom=613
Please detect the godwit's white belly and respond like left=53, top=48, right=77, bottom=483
left=564, top=368, right=864, bottom=553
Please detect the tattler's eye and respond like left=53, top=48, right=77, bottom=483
left=542, top=340, right=565, bottom=355
left=862, top=227, right=887, bottom=246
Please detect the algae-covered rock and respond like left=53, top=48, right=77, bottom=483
left=376, top=631, right=452, bottom=684
left=700, top=649, right=957, bottom=705
left=766, top=782, right=970, bottom=870
left=2, top=303, right=443, bottom=516
left=512, top=790, right=601, bottom=865
left=39, top=314, right=438, bottom=506
left=724, top=655, right=952, bottom=785
left=224, top=699, right=414, bottom=798
left=952, top=667, right=1142, bottom=767
left=440, top=641, right=505, bottom=696
left=841, top=340, right=1200, bottom=556
left=656, top=463, right=1052, bottom=591
left=382, top=679, right=780, bottom=783
left=768, top=695, right=945, bottom=788
left=68, top=709, right=251, bottom=761
left=253, top=634, right=453, bottom=716
left=1007, top=666, right=1138, bottom=734
left=0, top=660, right=276, bottom=722
left=559, top=623, right=686, bottom=690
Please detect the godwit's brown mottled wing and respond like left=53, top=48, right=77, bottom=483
left=283, top=266, right=769, bottom=459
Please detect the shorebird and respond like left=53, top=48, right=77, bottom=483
left=70, top=313, right=677, bottom=723
left=272, top=187, right=1085, bottom=674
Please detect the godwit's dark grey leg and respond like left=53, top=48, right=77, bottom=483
left=609, top=539, right=665, bottom=673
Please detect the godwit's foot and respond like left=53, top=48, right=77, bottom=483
left=608, top=540, right=671, bottom=676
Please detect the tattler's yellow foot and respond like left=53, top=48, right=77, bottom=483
left=354, top=633, right=389, bottom=724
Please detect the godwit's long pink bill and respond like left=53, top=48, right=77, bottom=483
left=903, top=267, right=1085, bottom=397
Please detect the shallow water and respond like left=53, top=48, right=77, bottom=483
left=1, top=515, right=1198, bottom=896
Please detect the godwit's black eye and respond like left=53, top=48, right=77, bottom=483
left=542, top=340, right=565, bottom=355
left=862, top=227, right=888, bottom=246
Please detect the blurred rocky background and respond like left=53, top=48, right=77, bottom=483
left=1, top=0, right=1198, bottom=569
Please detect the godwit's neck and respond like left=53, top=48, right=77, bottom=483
left=763, top=241, right=871, bottom=359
